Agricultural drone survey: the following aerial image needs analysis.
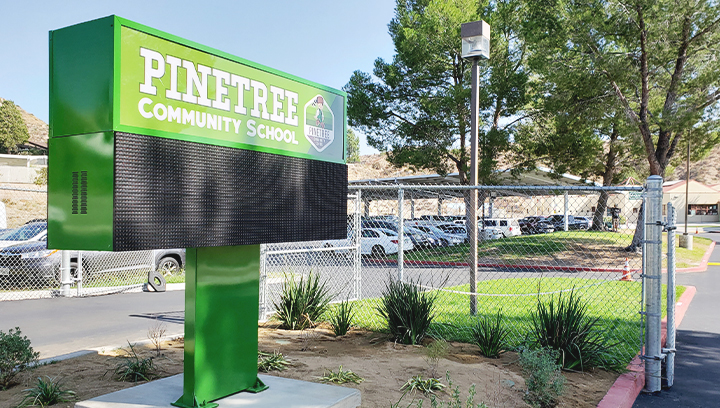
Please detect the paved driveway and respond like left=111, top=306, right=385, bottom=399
left=0, top=290, right=184, bottom=359
left=634, top=231, right=720, bottom=408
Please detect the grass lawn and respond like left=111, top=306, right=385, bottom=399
left=664, top=235, right=712, bottom=268
left=399, top=230, right=634, bottom=263
left=350, top=277, right=685, bottom=366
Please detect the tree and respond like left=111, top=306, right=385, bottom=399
left=344, top=0, right=530, bottom=184
left=525, top=0, right=720, bottom=250
left=526, top=0, right=720, bottom=178
left=346, top=128, right=360, bottom=163
left=0, top=100, right=29, bottom=153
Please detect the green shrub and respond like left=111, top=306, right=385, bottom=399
left=401, top=375, right=446, bottom=395
left=329, top=299, right=355, bottom=336
left=257, top=351, right=290, bottom=372
left=519, top=348, right=565, bottom=408
left=17, top=376, right=76, bottom=407
left=377, top=279, right=437, bottom=345
left=470, top=310, right=508, bottom=358
left=109, top=343, right=158, bottom=382
left=273, top=272, right=332, bottom=330
left=531, top=291, right=620, bottom=370
left=0, top=327, right=40, bottom=390
left=319, top=366, right=364, bottom=384
left=33, top=167, right=48, bottom=186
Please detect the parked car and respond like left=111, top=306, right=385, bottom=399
left=482, top=218, right=522, bottom=237
left=0, top=222, right=48, bottom=249
left=519, top=216, right=555, bottom=234
left=481, top=227, right=504, bottom=240
left=361, top=220, right=437, bottom=249
left=435, top=223, right=469, bottom=243
left=0, top=232, right=185, bottom=283
left=411, top=225, right=460, bottom=246
left=404, top=226, right=438, bottom=249
left=360, top=228, right=413, bottom=256
left=574, top=216, right=592, bottom=230
left=546, top=215, right=587, bottom=231
left=321, top=227, right=414, bottom=256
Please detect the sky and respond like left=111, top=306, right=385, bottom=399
left=0, top=0, right=394, bottom=155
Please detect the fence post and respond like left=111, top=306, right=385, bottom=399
left=76, top=251, right=83, bottom=296
left=354, top=190, right=362, bottom=300
left=644, top=175, right=664, bottom=393
left=59, top=250, right=72, bottom=297
left=564, top=191, right=569, bottom=232
left=664, top=202, right=677, bottom=387
left=398, top=189, right=404, bottom=282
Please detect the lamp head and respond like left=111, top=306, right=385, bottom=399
left=461, top=20, right=490, bottom=59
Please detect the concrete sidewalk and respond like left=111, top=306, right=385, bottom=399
left=633, top=231, right=720, bottom=408
left=0, top=290, right=184, bottom=359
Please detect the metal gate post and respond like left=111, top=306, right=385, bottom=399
left=664, top=203, right=677, bottom=387
left=398, top=189, right=404, bottom=282
left=644, top=175, right=664, bottom=393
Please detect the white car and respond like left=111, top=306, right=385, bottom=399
left=411, top=224, right=464, bottom=246
left=435, top=223, right=469, bottom=243
left=483, top=218, right=522, bottom=237
left=321, top=228, right=414, bottom=257
left=0, top=222, right=47, bottom=249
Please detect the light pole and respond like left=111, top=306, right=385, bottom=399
left=461, top=20, right=490, bottom=315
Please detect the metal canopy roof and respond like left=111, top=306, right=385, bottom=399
left=349, top=166, right=603, bottom=201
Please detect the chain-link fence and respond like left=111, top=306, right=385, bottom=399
left=0, top=186, right=173, bottom=301
left=260, top=183, right=647, bottom=364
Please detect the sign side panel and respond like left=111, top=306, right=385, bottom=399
left=48, top=133, right=115, bottom=250
left=49, top=16, right=115, bottom=137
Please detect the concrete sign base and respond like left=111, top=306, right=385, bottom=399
left=75, top=374, right=361, bottom=408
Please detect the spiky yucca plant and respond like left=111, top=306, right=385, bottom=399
left=377, top=279, right=437, bottom=345
left=273, top=272, right=332, bottom=330
left=471, top=310, right=508, bottom=358
left=531, top=291, right=620, bottom=370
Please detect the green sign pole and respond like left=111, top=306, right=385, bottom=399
left=176, top=245, right=266, bottom=408
left=48, top=16, right=347, bottom=407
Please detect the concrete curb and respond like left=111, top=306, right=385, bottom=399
left=596, top=285, right=697, bottom=408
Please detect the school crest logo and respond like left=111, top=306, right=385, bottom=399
left=304, top=95, right=334, bottom=152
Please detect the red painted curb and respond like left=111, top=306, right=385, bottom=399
left=596, top=286, right=697, bottom=408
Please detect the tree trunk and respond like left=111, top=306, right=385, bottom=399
left=592, top=191, right=610, bottom=231
left=592, top=123, right=619, bottom=231
left=624, top=202, right=644, bottom=252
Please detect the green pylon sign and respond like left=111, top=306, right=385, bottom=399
left=48, top=16, right=347, bottom=407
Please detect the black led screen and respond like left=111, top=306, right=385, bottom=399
left=113, top=132, right=348, bottom=251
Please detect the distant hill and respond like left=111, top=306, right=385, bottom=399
left=669, top=145, right=720, bottom=186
